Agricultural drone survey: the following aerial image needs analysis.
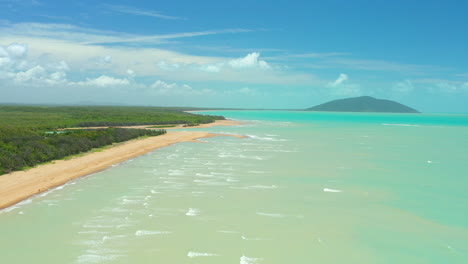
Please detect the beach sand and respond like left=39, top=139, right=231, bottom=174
left=0, top=121, right=245, bottom=209
left=61, top=119, right=246, bottom=130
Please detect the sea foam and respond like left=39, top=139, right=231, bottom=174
left=240, top=255, right=263, bottom=264
left=187, top=251, right=218, bottom=258
left=186, top=208, right=200, bottom=216
left=135, top=230, right=171, bottom=236
left=323, top=188, right=342, bottom=193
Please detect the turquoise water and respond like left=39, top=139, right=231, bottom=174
left=1, top=111, right=467, bottom=263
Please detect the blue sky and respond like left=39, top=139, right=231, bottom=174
left=0, top=0, right=467, bottom=112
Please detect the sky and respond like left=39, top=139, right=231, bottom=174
left=0, top=0, right=467, bottom=113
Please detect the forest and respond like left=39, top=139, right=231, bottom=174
left=0, top=105, right=224, bottom=129
left=0, top=105, right=225, bottom=175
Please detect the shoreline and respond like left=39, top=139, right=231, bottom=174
left=60, top=119, right=245, bottom=130
left=0, top=121, right=245, bottom=210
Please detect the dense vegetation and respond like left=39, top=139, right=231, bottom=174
left=0, top=128, right=166, bottom=175
left=305, top=96, right=420, bottom=113
left=0, top=105, right=226, bottom=175
left=0, top=105, right=224, bottom=129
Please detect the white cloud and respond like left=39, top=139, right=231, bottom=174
left=148, top=80, right=215, bottom=96
left=6, top=43, right=28, bottom=58
left=327, top=73, right=361, bottom=96
left=157, top=61, right=182, bottom=71
left=0, top=45, right=9, bottom=57
left=228, top=52, right=270, bottom=70
left=151, top=80, right=185, bottom=94
left=126, top=69, right=135, bottom=78
left=197, top=52, right=271, bottom=74
left=76, top=75, right=130, bottom=87
left=13, top=65, right=67, bottom=85
left=0, top=42, right=69, bottom=85
left=200, top=64, right=221, bottom=73
left=0, top=23, right=321, bottom=87
left=328, top=73, right=348, bottom=87
left=45, top=60, right=69, bottom=72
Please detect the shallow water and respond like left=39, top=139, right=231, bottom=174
left=1, top=111, right=467, bottom=263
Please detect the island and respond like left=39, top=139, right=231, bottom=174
left=305, top=96, right=420, bottom=113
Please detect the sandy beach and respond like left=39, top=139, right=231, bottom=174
left=0, top=121, right=245, bottom=209
left=61, top=119, right=246, bottom=130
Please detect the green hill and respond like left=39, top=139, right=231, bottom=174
left=305, top=96, right=419, bottom=113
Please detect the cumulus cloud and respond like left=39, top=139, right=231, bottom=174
left=0, top=43, right=29, bottom=69
left=227, top=52, right=270, bottom=70
left=150, top=80, right=193, bottom=95
left=327, top=73, right=361, bottom=96
left=6, top=43, right=28, bottom=58
left=198, top=52, right=271, bottom=73
left=0, top=42, right=69, bottom=85
left=76, top=75, right=130, bottom=87
left=148, top=80, right=215, bottom=96
left=12, top=65, right=67, bottom=85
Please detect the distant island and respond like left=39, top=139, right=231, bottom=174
left=305, top=96, right=420, bottom=113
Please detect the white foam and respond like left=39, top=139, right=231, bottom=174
left=323, top=188, right=342, bottom=193
left=248, top=171, right=268, bottom=174
left=241, top=235, right=264, bottom=241
left=240, top=255, right=263, bottom=264
left=247, top=135, right=287, bottom=142
left=121, top=199, right=143, bottom=205
left=82, top=224, right=119, bottom=229
left=186, top=208, right=200, bottom=216
left=135, top=230, right=171, bottom=236
left=78, top=231, right=110, bottom=235
left=168, top=170, right=185, bottom=176
left=196, top=173, right=214, bottom=178
left=233, top=185, right=278, bottom=190
left=0, top=206, right=18, bottom=214
left=75, top=253, right=123, bottom=264
left=102, top=235, right=127, bottom=242
left=256, top=212, right=285, bottom=218
left=187, top=251, right=218, bottom=258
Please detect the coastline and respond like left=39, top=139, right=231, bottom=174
left=0, top=120, right=245, bottom=210
left=60, top=119, right=246, bottom=130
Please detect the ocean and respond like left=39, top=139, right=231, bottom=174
left=1, top=111, right=467, bottom=263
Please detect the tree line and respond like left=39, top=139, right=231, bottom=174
left=0, top=105, right=225, bottom=129
left=0, top=127, right=166, bottom=175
